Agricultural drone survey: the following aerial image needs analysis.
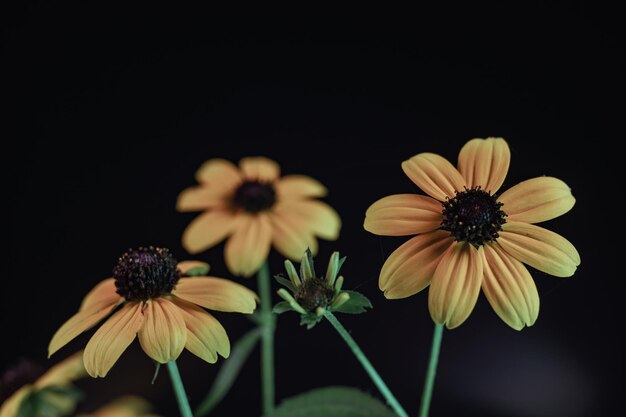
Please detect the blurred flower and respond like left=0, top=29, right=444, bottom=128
left=364, top=138, right=580, bottom=330
left=0, top=352, right=85, bottom=417
left=77, top=396, right=160, bottom=417
left=48, top=247, right=257, bottom=377
left=177, top=157, right=341, bottom=277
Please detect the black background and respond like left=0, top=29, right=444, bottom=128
left=3, top=3, right=623, bottom=417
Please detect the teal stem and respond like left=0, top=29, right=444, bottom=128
left=323, top=311, right=408, bottom=417
left=418, top=323, right=444, bottom=417
left=166, top=361, right=193, bottom=417
left=257, top=261, right=275, bottom=415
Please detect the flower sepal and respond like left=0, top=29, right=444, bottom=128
left=16, top=385, right=83, bottom=417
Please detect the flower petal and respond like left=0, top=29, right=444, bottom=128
left=138, top=298, right=187, bottom=364
left=224, top=214, right=272, bottom=277
left=49, top=298, right=120, bottom=357
left=83, top=303, right=143, bottom=378
left=176, top=186, right=229, bottom=213
left=364, top=194, right=443, bottom=236
left=0, top=386, right=31, bottom=417
left=177, top=260, right=210, bottom=275
left=275, top=175, right=327, bottom=200
left=35, top=351, right=86, bottom=388
left=498, top=222, right=580, bottom=277
left=379, top=230, right=454, bottom=299
left=173, top=277, right=258, bottom=313
left=274, top=200, right=341, bottom=241
left=402, top=152, right=466, bottom=201
left=182, top=210, right=241, bottom=254
left=195, top=159, right=242, bottom=188
left=498, top=177, right=576, bottom=223
left=428, top=242, right=483, bottom=329
left=482, top=244, right=539, bottom=330
left=458, top=137, right=510, bottom=193
left=171, top=298, right=230, bottom=363
left=80, top=279, right=122, bottom=311
left=269, top=211, right=319, bottom=260
left=239, top=157, right=280, bottom=182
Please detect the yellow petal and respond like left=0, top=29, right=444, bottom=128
left=224, top=214, right=272, bottom=277
left=80, top=279, right=122, bottom=311
left=138, top=299, right=187, bottom=364
left=498, top=177, right=575, bottom=223
left=402, top=152, right=466, bottom=201
left=182, top=210, right=241, bottom=255
left=380, top=230, right=453, bottom=299
left=269, top=211, right=319, bottom=260
left=239, top=156, right=280, bottom=182
left=49, top=298, right=120, bottom=357
left=458, top=137, right=510, bottom=193
left=176, top=186, right=229, bottom=212
left=177, top=260, right=210, bottom=275
left=428, top=242, right=483, bottom=329
left=84, top=303, right=143, bottom=378
left=482, top=244, right=539, bottom=330
left=172, top=298, right=230, bottom=363
left=173, top=277, right=258, bottom=313
left=195, top=158, right=242, bottom=188
left=274, top=200, right=341, bottom=241
left=498, top=222, right=580, bottom=277
left=0, top=386, right=31, bottom=417
left=35, top=351, right=86, bottom=388
left=364, top=194, right=443, bottom=236
left=275, top=175, right=327, bottom=200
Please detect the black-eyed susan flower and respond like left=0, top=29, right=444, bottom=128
left=48, top=247, right=257, bottom=378
left=0, top=352, right=85, bottom=417
left=364, top=138, right=580, bottom=330
left=77, top=396, right=161, bottom=417
left=177, top=157, right=341, bottom=277
left=274, top=249, right=372, bottom=329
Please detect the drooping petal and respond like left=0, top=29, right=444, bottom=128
left=224, top=214, right=272, bottom=277
left=182, top=210, right=242, bottom=254
left=239, top=157, right=280, bottom=182
left=49, top=299, right=120, bottom=357
left=173, top=277, right=258, bottom=313
left=177, top=260, right=210, bottom=275
left=498, top=222, right=580, bottom=277
left=428, top=242, right=483, bottom=329
left=35, top=351, right=86, bottom=388
left=482, top=244, right=539, bottom=330
left=0, top=386, right=31, bottom=417
left=273, top=200, right=341, bottom=241
left=171, top=298, right=230, bottom=363
left=80, top=279, right=122, bottom=311
left=401, top=152, right=466, bottom=201
left=275, top=175, right=327, bottom=200
left=379, top=230, right=454, bottom=299
left=498, top=177, right=576, bottom=223
left=138, top=299, right=187, bottom=364
left=458, top=137, right=510, bottom=193
left=83, top=303, right=143, bottom=378
left=269, top=211, right=319, bottom=260
left=195, top=159, right=242, bottom=189
left=176, top=186, right=229, bottom=212
left=364, top=194, right=443, bottom=236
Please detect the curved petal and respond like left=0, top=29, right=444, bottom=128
left=195, top=158, right=242, bottom=189
left=177, top=260, right=210, bottom=276
left=0, top=386, right=31, bottom=417
left=458, top=137, right=510, bottom=193
left=498, top=177, right=575, bottom=223
left=275, top=175, right=327, bottom=200
left=379, top=230, right=454, bottom=299
left=224, top=214, right=272, bottom=277
left=274, top=200, right=341, bottom=241
left=171, top=298, right=230, bottom=363
left=364, top=194, right=443, bottom=236
left=498, top=222, right=580, bottom=277
left=138, top=299, right=186, bottom=364
left=173, top=277, right=258, bottom=313
left=35, top=351, right=86, bottom=388
left=482, top=244, right=539, bottom=330
left=239, top=157, right=280, bottom=182
left=80, top=279, right=122, bottom=311
left=402, top=152, right=466, bottom=201
left=268, top=211, right=319, bottom=260
left=428, top=242, right=483, bottom=329
left=49, top=298, right=121, bottom=357
left=176, top=186, right=230, bottom=213
left=83, top=303, right=143, bottom=378
left=182, top=210, right=242, bottom=255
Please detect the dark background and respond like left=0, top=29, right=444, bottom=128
left=3, top=3, right=623, bottom=417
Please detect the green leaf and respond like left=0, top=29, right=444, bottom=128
left=266, top=386, right=396, bottom=417
left=185, top=265, right=210, bottom=276
left=274, top=274, right=296, bottom=292
left=272, top=301, right=293, bottom=314
left=300, top=313, right=323, bottom=329
left=194, top=327, right=262, bottom=417
left=332, top=291, right=373, bottom=314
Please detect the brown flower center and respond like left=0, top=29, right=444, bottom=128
left=233, top=181, right=276, bottom=213
left=295, top=278, right=335, bottom=311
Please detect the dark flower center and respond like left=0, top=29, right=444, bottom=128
left=113, top=246, right=181, bottom=301
left=295, top=279, right=335, bottom=312
left=0, top=359, right=44, bottom=403
left=441, top=187, right=507, bottom=247
left=233, top=181, right=276, bottom=213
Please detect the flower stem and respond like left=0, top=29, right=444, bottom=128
left=418, top=323, right=444, bottom=417
left=323, top=311, right=408, bottom=417
left=166, top=360, right=193, bottom=417
left=257, top=261, right=275, bottom=416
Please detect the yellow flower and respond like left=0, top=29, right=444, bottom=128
left=48, top=247, right=257, bottom=378
left=177, top=157, right=341, bottom=277
left=0, top=352, right=86, bottom=417
left=364, top=138, right=580, bottom=330
left=76, top=396, right=161, bottom=417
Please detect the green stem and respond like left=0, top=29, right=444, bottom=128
left=323, top=311, right=408, bottom=417
left=418, top=323, right=444, bottom=417
left=166, top=361, right=193, bottom=417
left=257, top=261, right=275, bottom=416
